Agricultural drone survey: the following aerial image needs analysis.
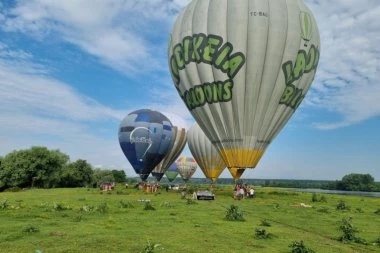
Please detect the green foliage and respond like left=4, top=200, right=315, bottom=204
left=141, top=240, right=162, bottom=253
left=120, top=200, right=134, bottom=208
left=260, top=219, right=271, bottom=227
left=60, top=159, right=93, bottom=187
left=355, top=207, right=364, bottom=213
left=336, top=200, right=350, bottom=210
left=225, top=205, right=245, bottom=221
left=254, top=228, right=274, bottom=239
left=289, top=240, right=315, bottom=253
left=374, top=208, right=380, bottom=215
left=80, top=205, right=95, bottom=213
left=53, top=202, right=71, bottom=211
left=160, top=201, right=173, bottom=208
left=143, top=202, right=155, bottom=211
left=111, top=169, right=127, bottom=183
left=0, top=199, right=8, bottom=209
left=338, top=217, right=366, bottom=244
left=268, top=191, right=298, bottom=196
left=4, top=187, right=22, bottom=192
left=311, top=193, right=318, bottom=202
left=319, top=195, right=327, bottom=202
left=23, top=225, right=40, bottom=233
left=0, top=146, right=69, bottom=189
left=336, top=173, right=376, bottom=191
left=96, top=202, right=108, bottom=213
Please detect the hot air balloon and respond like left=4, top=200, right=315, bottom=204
left=118, top=109, right=174, bottom=180
left=165, top=163, right=179, bottom=182
left=168, top=0, right=320, bottom=175
left=228, top=168, right=246, bottom=181
left=176, top=157, right=197, bottom=182
left=151, top=126, right=187, bottom=181
left=187, top=124, right=226, bottom=183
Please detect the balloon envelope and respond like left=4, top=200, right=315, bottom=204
left=176, top=157, right=197, bottom=182
left=118, top=109, right=174, bottom=180
left=228, top=167, right=246, bottom=181
left=151, top=126, right=187, bottom=181
left=187, top=124, right=226, bottom=183
left=165, top=163, right=179, bottom=182
left=169, top=0, right=320, bottom=170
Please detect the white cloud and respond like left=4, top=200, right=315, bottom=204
left=305, top=0, right=380, bottom=129
left=0, top=0, right=190, bottom=74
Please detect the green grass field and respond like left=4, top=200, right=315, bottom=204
left=1, top=186, right=380, bottom=252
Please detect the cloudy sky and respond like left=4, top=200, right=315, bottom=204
left=0, top=0, right=379, bottom=180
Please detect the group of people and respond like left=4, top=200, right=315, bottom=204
left=233, top=183, right=255, bottom=200
left=135, top=182, right=160, bottom=193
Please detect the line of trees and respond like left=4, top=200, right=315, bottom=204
left=322, top=173, right=380, bottom=192
left=0, top=146, right=128, bottom=191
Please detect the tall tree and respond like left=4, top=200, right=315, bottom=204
left=60, top=159, right=94, bottom=187
left=0, top=147, right=69, bottom=189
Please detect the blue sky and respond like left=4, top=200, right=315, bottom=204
left=0, top=0, right=379, bottom=180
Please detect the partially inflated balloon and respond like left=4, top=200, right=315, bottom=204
left=176, top=157, right=197, bottom=182
left=169, top=0, right=320, bottom=170
left=187, top=124, right=226, bottom=183
left=119, top=109, right=174, bottom=180
left=165, top=163, right=179, bottom=182
left=151, top=126, right=187, bottom=181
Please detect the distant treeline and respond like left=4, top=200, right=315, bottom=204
left=159, top=174, right=380, bottom=192
left=0, top=146, right=131, bottom=191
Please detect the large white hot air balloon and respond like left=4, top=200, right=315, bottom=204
left=187, top=124, right=226, bottom=183
left=168, top=0, right=320, bottom=174
left=151, top=126, right=187, bottom=181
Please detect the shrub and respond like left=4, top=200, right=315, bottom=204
left=4, top=187, right=22, bottom=192
left=336, top=200, right=350, bottom=210
left=260, top=219, right=271, bottom=227
left=141, top=240, right=162, bottom=253
left=0, top=199, right=8, bottom=210
left=23, top=225, right=40, bottom=233
left=374, top=209, right=380, bottom=215
left=53, top=202, right=70, bottom=211
left=120, top=200, right=134, bottom=208
left=319, top=195, right=327, bottom=202
left=225, top=205, right=245, bottom=221
left=254, top=228, right=274, bottom=239
left=355, top=207, right=364, bottom=213
left=144, top=202, right=156, bottom=211
left=312, top=193, right=318, bottom=202
left=289, top=240, right=315, bottom=253
left=97, top=202, right=108, bottom=213
left=338, top=217, right=366, bottom=244
left=80, top=205, right=95, bottom=213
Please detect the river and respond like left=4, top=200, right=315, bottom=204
left=286, top=188, right=380, bottom=198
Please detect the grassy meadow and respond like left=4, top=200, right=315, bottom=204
left=0, top=185, right=380, bottom=253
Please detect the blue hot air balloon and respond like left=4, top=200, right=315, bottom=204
left=118, top=109, right=174, bottom=180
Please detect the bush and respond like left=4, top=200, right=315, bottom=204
left=289, top=240, right=315, bottom=253
left=336, top=200, right=350, bottom=210
left=0, top=199, right=8, bottom=210
left=96, top=202, right=108, bottom=213
left=23, top=225, right=40, bottom=233
left=319, top=195, right=327, bottom=202
left=120, top=200, right=134, bottom=208
left=374, top=209, right=380, bottom=215
left=4, top=187, right=22, bottom=192
left=254, top=228, right=274, bottom=239
left=141, top=240, right=162, bottom=253
left=260, top=219, right=271, bottom=227
left=355, top=207, right=364, bottom=213
left=338, top=217, right=366, bottom=244
left=312, top=193, right=318, bottom=202
left=225, top=205, right=245, bottom=221
left=144, top=202, right=155, bottom=211
left=80, top=205, right=95, bottom=213
left=53, top=202, right=71, bottom=211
